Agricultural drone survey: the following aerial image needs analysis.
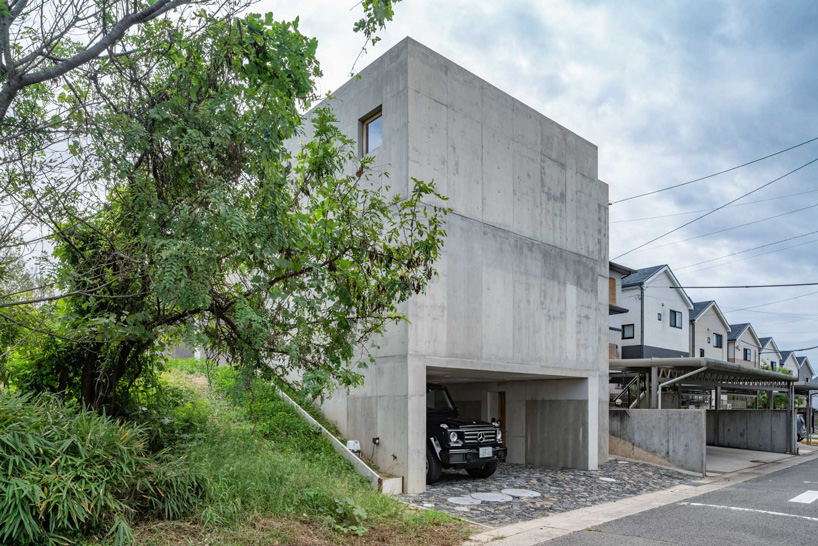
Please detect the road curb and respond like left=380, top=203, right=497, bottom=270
left=463, top=450, right=818, bottom=545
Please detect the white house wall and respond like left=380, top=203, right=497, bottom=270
left=690, top=307, right=729, bottom=360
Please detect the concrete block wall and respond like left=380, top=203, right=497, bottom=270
left=297, top=38, right=608, bottom=493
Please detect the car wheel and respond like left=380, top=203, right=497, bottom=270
left=466, top=460, right=498, bottom=479
left=426, top=447, right=442, bottom=484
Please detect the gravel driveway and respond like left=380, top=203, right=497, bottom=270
left=403, top=458, right=692, bottom=527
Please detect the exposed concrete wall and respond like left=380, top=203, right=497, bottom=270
left=609, top=409, right=706, bottom=474
left=706, top=410, right=789, bottom=453
left=300, top=37, right=608, bottom=493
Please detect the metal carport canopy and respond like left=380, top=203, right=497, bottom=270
left=610, top=357, right=797, bottom=391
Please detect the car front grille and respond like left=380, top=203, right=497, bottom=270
left=463, top=429, right=497, bottom=444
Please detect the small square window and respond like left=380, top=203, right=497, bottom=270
left=362, top=109, right=382, bottom=154
left=713, top=333, right=723, bottom=348
left=657, top=313, right=662, bottom=321
left=743, top=348, right=752, bottom=361
left=622, top=324, right=635, bottom=339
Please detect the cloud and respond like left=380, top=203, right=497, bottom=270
left=260, top=0, right=818, bottom=362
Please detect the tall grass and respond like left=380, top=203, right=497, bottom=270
left=0, top=392, right=203, bottom=545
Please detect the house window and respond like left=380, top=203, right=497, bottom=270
left=362, top=108, right=382, bottom=154
left=743, top=348, right=752, bottom=361
left=657, top=313, right=662, bottom=321
left=622, top=324, right=633, bottom=339
left=713, top=333, right=723, bottom=348
left=622, top=324, right=635, bottom=339
left=670, top=310, right=683, bottom=329
left=700, top=348, right=705, bottom=357
left=771, top=361, right=777, bottom=370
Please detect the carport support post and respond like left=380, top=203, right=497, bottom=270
left=715, top=386, right=721, bottom=444
left=788, top=383, right=796, bottom=454
left=650, top=367, right=658, bottom=409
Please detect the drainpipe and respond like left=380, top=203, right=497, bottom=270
left=691, top=322, right=696, bottom=357
left=640, top=285, right=645, bottom=359
left=657, top=365, right=708, bottom=409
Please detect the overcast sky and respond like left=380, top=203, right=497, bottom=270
left=265, top=0, right=818, bottom=368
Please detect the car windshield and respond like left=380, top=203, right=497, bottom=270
left=427, top=387, right=455, bottom=412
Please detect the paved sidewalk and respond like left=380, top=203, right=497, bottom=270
left=403, top=459, right=690, bottom=527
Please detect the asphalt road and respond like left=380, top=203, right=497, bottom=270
left=543, top=457, right=818, bottom=546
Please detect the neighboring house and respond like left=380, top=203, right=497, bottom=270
left=618, top=264, right=693, bottom=359
left=797, top=356, right=816, bottom=383
left=779, top=351, right=800, bottom=376
left=758, top=337, right=783, bottom=370
left=689, top=301, right=731, bottom=360
left=609, top=262, right=637, bottom=359
left=299, top=38, right=609, bottom=493
left=727, top=323, right=761, bottom=368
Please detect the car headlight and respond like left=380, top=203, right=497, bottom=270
left=496, top=428, right=503, bottom=442
left=448, top=431, right=459, bottom=443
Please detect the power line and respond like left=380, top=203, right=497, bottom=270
left=610, top=135, right=818, bottom=204
left=627, top=202, right=818, bottom=253
left=676, top=229, right=818, bottom=270
left=670, top=282, right=818, bottom=289
left=723, top=289, right=818, bottom=313
left=610, top=189, right=818, bottom=224
left=680, top=236, right=818, bottom=275
left=612, top=155, right=818, bottom=260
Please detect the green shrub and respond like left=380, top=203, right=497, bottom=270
left=0, top=392, right=204, bottom=545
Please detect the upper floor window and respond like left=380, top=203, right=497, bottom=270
left=770, top=361, right=777, bottom=370
left=670, top=310, right=683, bottom=329
left=362, top=108, right=382, bottom=154
left=622, top=324, right=635, bottom=339
left=713, top=333, right=723, bottom=348
left=700, top=348, right=705, bottom=357
left=744, top=348, right=752, bottom=361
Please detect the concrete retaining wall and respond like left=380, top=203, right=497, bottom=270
left=609, top=409, right=706, bottom=474
left=706, top=410, right=789, bottom=453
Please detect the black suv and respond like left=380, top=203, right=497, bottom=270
left=426, top=383, right=507, bottom=484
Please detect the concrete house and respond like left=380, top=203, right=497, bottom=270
left=727, top=323, right=761, bottom=367
left=758, top=337, right=783, bottom=370
left=301, top=38, right=609, bottom=493
left=618, top=265, right=693, bottom=359
left=689, top=301, right=730, bottom=360
left=609, top=262, right=636, bottom=359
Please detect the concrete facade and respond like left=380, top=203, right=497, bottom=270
left=689, top=302, right=730, bottom=361
left=300, top=38, right=609, bottom=493
left=619, top=267, right=693, bottom=359
left=609, top=409, right=706, bottom=474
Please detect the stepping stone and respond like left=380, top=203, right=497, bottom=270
left=502, top=488, right=541, bottom=498
left=448, top=496, right=481, bottom=505
left=471, top=492, right=514, bottom=502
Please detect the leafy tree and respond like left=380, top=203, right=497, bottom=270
left=1, top=1, right=448, bottom=412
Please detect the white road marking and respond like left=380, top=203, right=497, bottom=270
left=679, top=502, right=818, bottom=522
left=790, top=491, right=818, bottom=504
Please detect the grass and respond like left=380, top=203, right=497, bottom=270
left=121, top=360, right=471, bottom=545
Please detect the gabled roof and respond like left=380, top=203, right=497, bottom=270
left=689, top=301, right=731, bottom=330
left=758, top=337, right=781, bottom=357
left=621, top=264, right=693, bottom=308
left=727, top=323, right=761, bottom=346
left=780, top=350, right=796, bottom=365
left=797, top=356, right=817, bottom=379
left=621, top=265, right=666, bottom=288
